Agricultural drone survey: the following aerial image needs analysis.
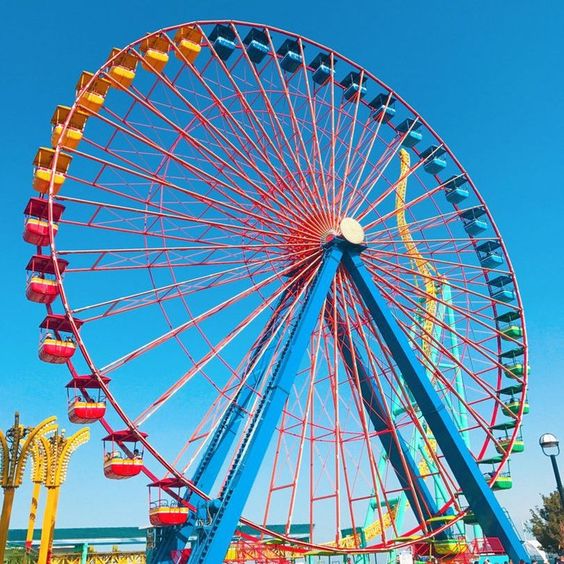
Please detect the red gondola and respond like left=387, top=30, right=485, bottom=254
left=24, top=219, right=58, bottom=246
left=104, top=455, right=144, bottom=479
left=148, top=478, right=191, bottom=527
left=149, top=502, right=189, bottom=527
left=66, top=375, right=110, bottom=424
left=25, top=255, right=68, bottom=305
left=26, top=276, right=59, bottom=304
left=68, top=398, right=106, bottom=423
left=23, top=197, right=65, bottom=246
left=103, top=430, right=147, bottom=479
left=39, top=336, right=76, bottom=363
left=38, top=314, right=83, bottom=364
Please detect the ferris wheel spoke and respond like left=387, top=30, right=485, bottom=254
left=340, top=99, right=395, bottom=219
left=99, top=254, right=319, bottom=376
left=131, top=256, right=323, bottom=425
left=69, top=257, right=282, bottom=322
left=193, top=27, right=327, bottom=217
left=334, top=69, right=370, bottom=218
left=346, top=118, right=421, bottom=219
left=64, top=149, right=290, bottom=242
left=325, top=282, right=383, bottom=545
left=359, top=264, right=515, bottom=432
left=357, top=145, right=446, bottom=225
left=179, top=327, right=301, bottom=481
left=366, top=253, right=517, bottom=335
left=364, top=261, right=503, bottom=369
left=61, top=246, right=284, bottom=274
left=292, top=43, right=331, bottom=207
left=176, top=309, right=300, bottom=476
left=317, top=291, right=344, bottom=539
left=260, top=30, right=332, bottom=223
left=365, top=205, right=464, bottom=249
left=363, top=173, right=468, bottom=238
left=341, top=279, right=464, bottom=520
left=57, top=193, right=285, bottom=248
left=283, top=331, right=323, bottom=533
left=341, top=288, right=438, bottom=531
left=333, top=274, right=398, bottom=538
left=365, top=244, right=510, bottom=282
left=115, top=55, right=316, bottom=229
left=84, top=109, right=307, bottom=235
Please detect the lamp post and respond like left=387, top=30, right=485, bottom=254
left=539, top=433, right=564, bottom=507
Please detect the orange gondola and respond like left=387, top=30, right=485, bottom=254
left=140, top=34, right=170, bottom=73
left=173, top=26, right=203, bottom=63
left=76, top=71, right=112, bottom=115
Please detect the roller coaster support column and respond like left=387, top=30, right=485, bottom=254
left=341, top=245, right=529, bottom=564
left=330, top=309, right=449, bottom=536
left=187, top=243, right=344, bottom=564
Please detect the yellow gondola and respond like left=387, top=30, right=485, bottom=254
left=32, top=147, right=72, bottom=195
left=51, top=105, right=89, bottom=150
left=107, top=48, right=138, bottom=88
left=140, top=34, right=170, bottom=73
left=76, top=71, right=112, bottom=114
left=174, top=26, right=203, bottom=63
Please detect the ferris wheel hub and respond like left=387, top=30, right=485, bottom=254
left=339, top=217, right=365, bottom=245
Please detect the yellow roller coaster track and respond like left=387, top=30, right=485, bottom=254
left=395, top=148, right=440, bottom=362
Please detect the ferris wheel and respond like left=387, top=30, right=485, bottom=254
left=23, top=20, right=531, bottom=564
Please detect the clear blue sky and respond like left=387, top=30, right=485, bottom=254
left=2, top=0, right=563, bottom=540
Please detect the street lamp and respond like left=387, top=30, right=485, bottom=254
left=539, top=433, right=564, bottom=507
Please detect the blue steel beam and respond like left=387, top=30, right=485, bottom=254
left=188, top=244, right=344, bottom=563
left=341, top=246, right=528, bottom=563
left=152, top=289, right=298, bottom=563
left=330, top=310, right=449, bottom=537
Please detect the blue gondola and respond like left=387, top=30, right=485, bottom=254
left=243, top=28, right=269, bottom=64
left=419, top=145, right=447, bottom=174
left=489, top=275, right=515, bottom=303
left=476, top=240, right=504, bottom=268
left=395, top=119, right=423, bottom=148
left=310, top=53, right=334, bottom=85
left=208, top=24, right=237, bottom=61
left=444, top=175, right=469, bottom=204
left=277, top=39, right=302, bottom=73
left=369, top=93, right=396, bottom=123
left=459, top=206, right=487, bottom=236
left=340, top=71, right=366, bottom=101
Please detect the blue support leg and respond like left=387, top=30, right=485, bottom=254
left=341, top=246, right=528, bottom=563
left=331, top=311, right=450, bottom=536
left=188, top=244, right=344, bottom=563
left=151, top=289, right=300, bottom=563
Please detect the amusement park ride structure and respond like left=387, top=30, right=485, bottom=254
left=0, top=415, right=89, bottom=564
left=22, top=20, right=530, bottom=564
